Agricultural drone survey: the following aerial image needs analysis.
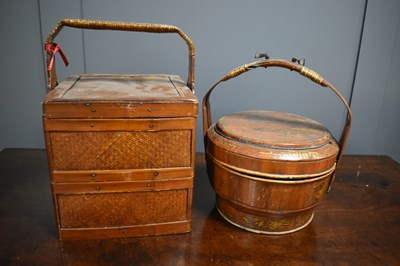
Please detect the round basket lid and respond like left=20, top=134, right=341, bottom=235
left=216, top=110, right=332, bottom=149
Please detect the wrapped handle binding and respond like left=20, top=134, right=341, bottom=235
left=202, top=58, right=352, bottom=191
left=45, top=19, right=195, bottom=92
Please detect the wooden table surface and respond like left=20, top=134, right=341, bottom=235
left=0, top=149, right=399, bottom=265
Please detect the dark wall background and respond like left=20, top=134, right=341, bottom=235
left=1, top=0, right=399, bottom=162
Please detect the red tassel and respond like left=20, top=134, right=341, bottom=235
left=44, top=43, right=69, bottom=71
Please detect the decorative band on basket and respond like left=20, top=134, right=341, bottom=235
left=300, top=67, right=324, bottom=84
left=208, top=153, right=336, bottom=182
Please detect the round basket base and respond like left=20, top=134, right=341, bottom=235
left=216, top=196, right=314, bottom=235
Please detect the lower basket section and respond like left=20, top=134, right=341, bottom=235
left=216, top=196, right=314, bottom=235
left=207, top=154, right=333, bottom=234
left=52, top=178, right=193, bottom=240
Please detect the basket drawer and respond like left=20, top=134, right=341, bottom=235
left=52, top=177, right=193, bottom=240
left=44, top=118, right=196, bottom=171
left=49, top=130, right=191, bottom=170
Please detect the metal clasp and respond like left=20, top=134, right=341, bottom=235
left=255, top=52, right=270, bottom=60
left=292, top=57, right=306, bottom=66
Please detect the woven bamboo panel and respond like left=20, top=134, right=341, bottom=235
left=49, top=130, right=192, bottom=170
left=58, top=189, right=188, bottom=228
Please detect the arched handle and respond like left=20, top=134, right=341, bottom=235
left=45, top=19, right=195, bottom=92
left=202, top=58, right=352, bottom=189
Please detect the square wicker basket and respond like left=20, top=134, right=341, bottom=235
left=42, top=19, right=197, bottom=240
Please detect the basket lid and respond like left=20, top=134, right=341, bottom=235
left=46, top=74, right=195, bottom=101
left=42, top=74, right=198, bottom=119
left=216, top=110, right=332, bottom=149
left=207, top=110, right=339, bottom=178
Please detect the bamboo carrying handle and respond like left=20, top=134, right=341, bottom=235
left=45, top=19, right=195, bottom=92
left=202, top=58, right=352, bottom=190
